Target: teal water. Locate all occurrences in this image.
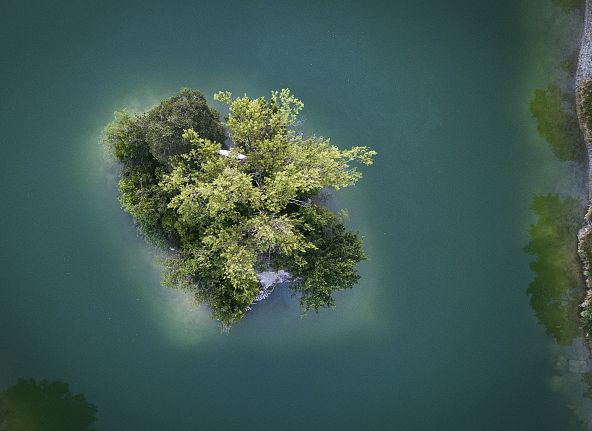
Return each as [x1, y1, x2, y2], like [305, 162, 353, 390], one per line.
[0, 0, 589, 429]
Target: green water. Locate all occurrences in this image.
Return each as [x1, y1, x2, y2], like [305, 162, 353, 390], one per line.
[0, 0, 589, 429]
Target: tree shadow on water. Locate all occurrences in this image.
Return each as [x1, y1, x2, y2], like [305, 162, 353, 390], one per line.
[0, 379, 97, 431]
[552, 0, 585, 12]
[524, 194, 585, 345]
[530, 84, 586, 164]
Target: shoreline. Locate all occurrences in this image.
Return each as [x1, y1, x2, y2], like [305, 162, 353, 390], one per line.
[576, 0, 592, 343]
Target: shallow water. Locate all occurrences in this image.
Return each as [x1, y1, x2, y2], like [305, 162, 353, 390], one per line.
[0, 0, 590, 429]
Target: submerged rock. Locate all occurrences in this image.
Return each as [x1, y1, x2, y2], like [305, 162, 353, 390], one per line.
[254, 270, 291, 302]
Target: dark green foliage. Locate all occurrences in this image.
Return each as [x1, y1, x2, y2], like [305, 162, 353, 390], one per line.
[0, 379, 97, 431]
[524, 194, 584, 345]
[162, 247, 260, 325]
[530, 85, 585, 163]
[103, 88, 373, 327]
[145, 89, 225, 164]
[102, 89, 225, 246]
[286, 206, 365, 312]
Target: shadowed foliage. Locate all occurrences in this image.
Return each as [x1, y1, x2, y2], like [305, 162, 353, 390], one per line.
[102, 88, 375, 326]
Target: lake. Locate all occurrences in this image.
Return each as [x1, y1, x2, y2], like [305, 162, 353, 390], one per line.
[0, 0, 590, 429]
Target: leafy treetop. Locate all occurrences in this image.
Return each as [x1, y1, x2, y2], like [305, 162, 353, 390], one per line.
[102, 88, 375, 327]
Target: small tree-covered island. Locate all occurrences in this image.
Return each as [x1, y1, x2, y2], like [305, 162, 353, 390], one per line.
[102, 88, 376, 327]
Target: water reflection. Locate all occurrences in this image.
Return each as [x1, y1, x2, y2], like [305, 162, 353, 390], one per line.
[526, 2, 587, 345]
[0, 379, 97, 431]
[561, 50, 580, 76]
[525, 2, 592, 423]
[552, 0, 585, 12]
[524, 194, 584, 345]
[529, 84, 585, 163]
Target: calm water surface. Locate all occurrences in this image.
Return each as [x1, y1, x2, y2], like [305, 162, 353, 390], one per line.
[0, 0, 588, 429]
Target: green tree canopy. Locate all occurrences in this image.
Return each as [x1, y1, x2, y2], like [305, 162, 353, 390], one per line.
[145, 88, 225, 164]
[102, 88, 375, 327]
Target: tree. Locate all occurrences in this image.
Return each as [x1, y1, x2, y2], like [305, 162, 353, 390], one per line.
[103, 88, 376, 327]
[145, 88, 225, 164]
[0, 379, 97, 431]
[102, 89, 226, 246]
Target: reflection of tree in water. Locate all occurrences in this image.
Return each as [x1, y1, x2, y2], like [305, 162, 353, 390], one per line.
[552, 0, 585, 12]
[524, 194, 584, 345]
[582, 373, 592, 399]
[560, 50, 580, 76]
[530, 84, 585, 163]
[526, 1, 592, 425]
[0, 379, 97, 431]
[526, 47, 588, 345]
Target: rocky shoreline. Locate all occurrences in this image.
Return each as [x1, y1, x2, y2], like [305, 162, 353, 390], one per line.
[577, 0, 592, 343]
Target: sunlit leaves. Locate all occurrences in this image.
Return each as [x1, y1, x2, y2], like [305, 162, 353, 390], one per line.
[104, 88, 375, 327]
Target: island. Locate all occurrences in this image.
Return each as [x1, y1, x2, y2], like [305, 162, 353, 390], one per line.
[102, 88, 375, 327]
